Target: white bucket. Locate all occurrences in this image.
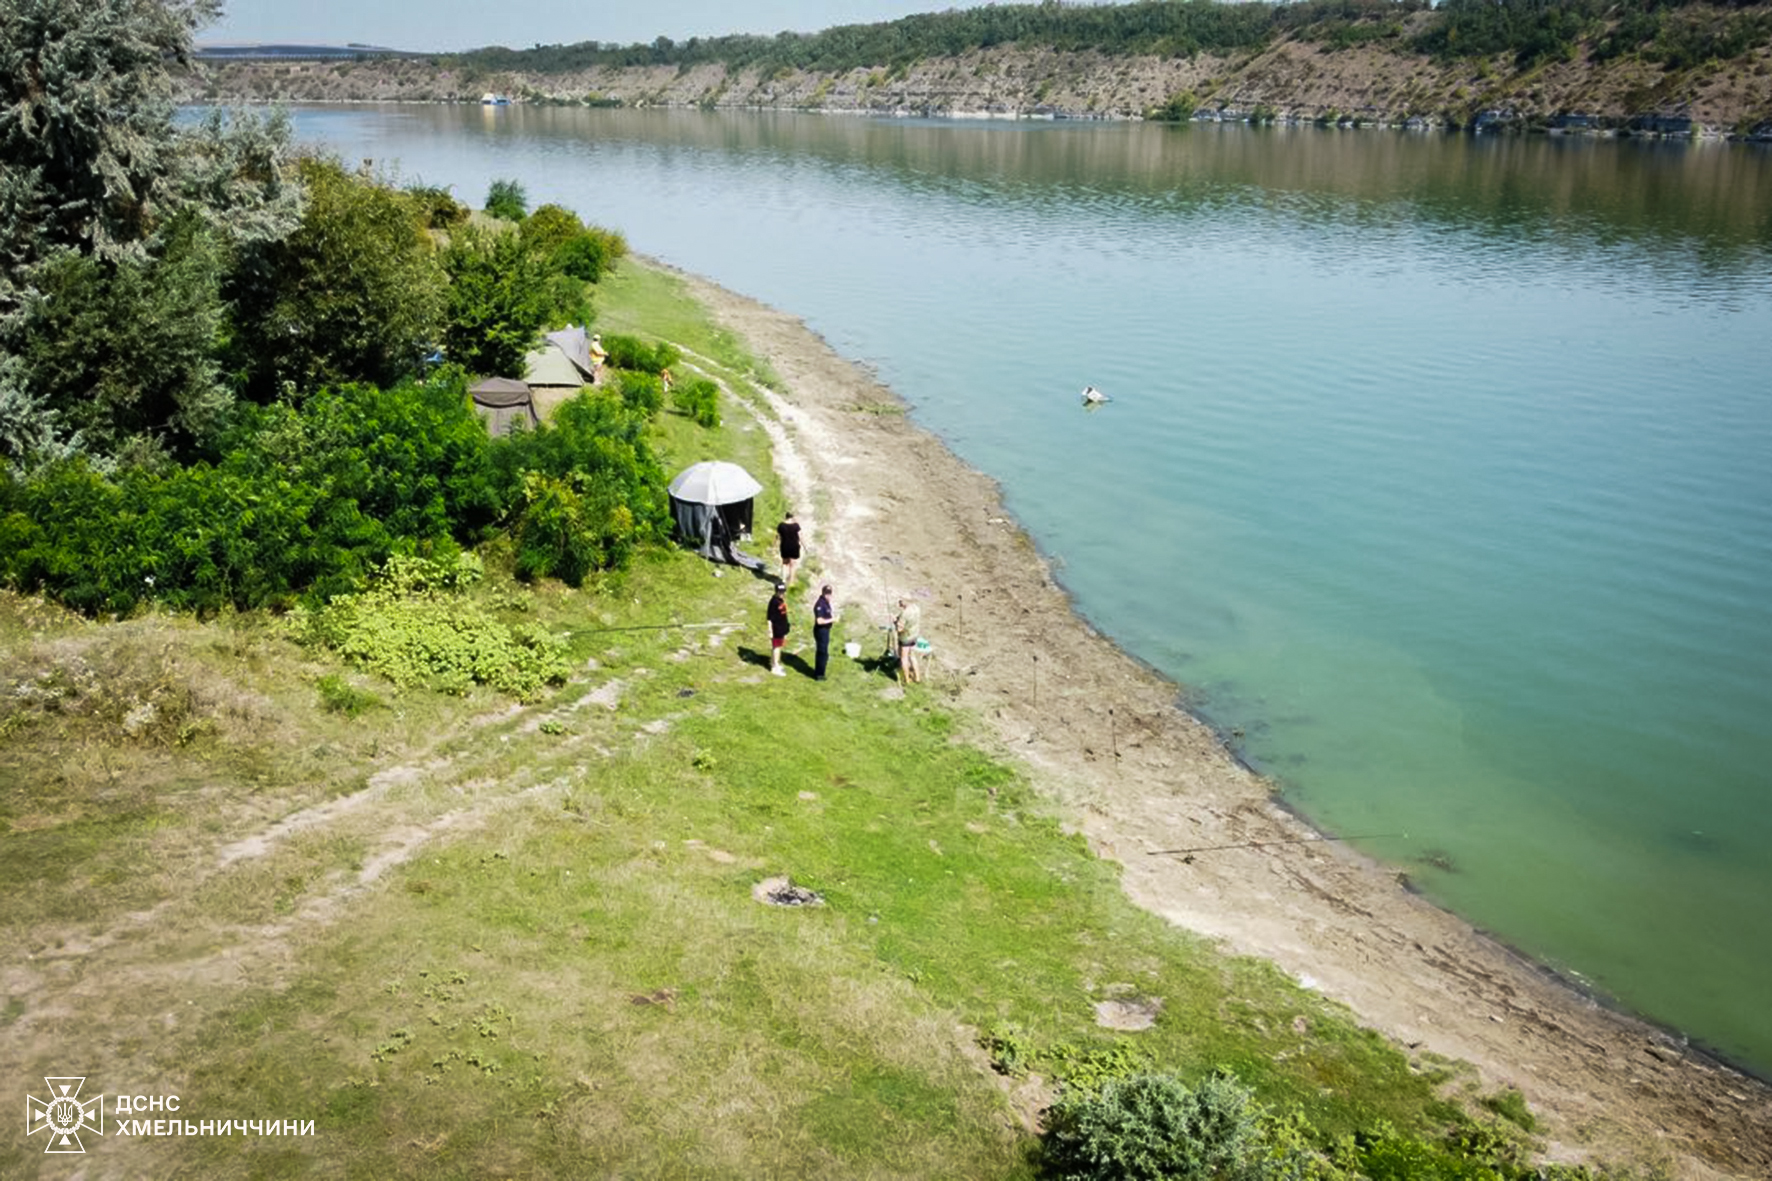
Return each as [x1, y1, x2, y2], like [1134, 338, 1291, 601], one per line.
[843, 642, 862, 659]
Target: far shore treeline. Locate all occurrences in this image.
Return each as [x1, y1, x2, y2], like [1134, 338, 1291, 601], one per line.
[455, 0, 1772, 84]
[0, 0, 711, 624]
[192, 0, 1772, 135]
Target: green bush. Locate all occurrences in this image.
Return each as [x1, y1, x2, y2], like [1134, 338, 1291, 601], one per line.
[672, 376, 721, 428]
[511, 470, 637, 586]
[492, 390, 667, 582]
[1156, 90, 1198, 122]
[600, 333, 680, 375]
[615, 371, 664, 417]
[553, 232, 610, 282]
[485, 178, 528, 221]
[1042, 1072, 1268, 1181]
[315, 673, 383, 716]
[0, 369, 511, 616]
[0, 456, 379, 616]
[266, 371, 504, 545]
[1, 335, 668, 618]
[294, 553, 569, 700]
[406, 184, 470, 229]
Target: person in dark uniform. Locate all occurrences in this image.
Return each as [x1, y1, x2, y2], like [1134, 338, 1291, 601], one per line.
[812, 584, 837, 680]
[776, 511, 802, 586]
[766, 582, 790, 677]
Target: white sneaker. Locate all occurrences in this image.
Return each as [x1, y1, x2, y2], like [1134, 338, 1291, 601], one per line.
[771, 667, 786, 677]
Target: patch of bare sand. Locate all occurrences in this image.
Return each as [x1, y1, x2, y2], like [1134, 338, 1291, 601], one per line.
[663, 259, 1772, 1179]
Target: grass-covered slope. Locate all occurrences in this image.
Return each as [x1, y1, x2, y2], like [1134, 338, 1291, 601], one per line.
[2, 264, 1583, 1180]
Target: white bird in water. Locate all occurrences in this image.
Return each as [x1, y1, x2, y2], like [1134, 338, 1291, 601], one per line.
[1081, 385, 1109, 406]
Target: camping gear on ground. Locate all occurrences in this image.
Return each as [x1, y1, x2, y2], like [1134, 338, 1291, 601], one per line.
[669, 461, 767, 571]
[468, 377, 539, 437]
[522, 325, 599, 411]
[844, 641, 862, 659]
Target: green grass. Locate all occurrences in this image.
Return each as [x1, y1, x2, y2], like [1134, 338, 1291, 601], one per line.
[0, 258, 1549, 1180]
[85, 538, 1458, 1177]
[599, 261, 795, 525]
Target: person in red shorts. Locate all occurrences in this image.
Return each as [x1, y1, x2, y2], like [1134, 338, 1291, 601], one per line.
[766, 582, 790, 677]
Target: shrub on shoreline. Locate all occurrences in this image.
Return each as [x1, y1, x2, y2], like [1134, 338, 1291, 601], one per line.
[0, 374, 671, 616]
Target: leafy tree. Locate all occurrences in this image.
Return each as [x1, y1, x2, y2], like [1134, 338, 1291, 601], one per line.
[169, 107, 303, 248]
[0, 0, 298, 468]
[521, 202, 627, 283]
[458, 1, 1289, 73]
[552, 232, 612, 282]
[485, 177, 528, 221]
[518, 203, 587, 254]
[0, 0, 218, 288]
[440, 222, 559, 377]
[0, 346, 72, 464]
[1413, 0, 1605, 64]
[15, 211, 230, 463]
[227, 157, 446, 402]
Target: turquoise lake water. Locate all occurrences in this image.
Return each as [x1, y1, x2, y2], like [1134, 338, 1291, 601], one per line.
[277, 105, 1772, 1078]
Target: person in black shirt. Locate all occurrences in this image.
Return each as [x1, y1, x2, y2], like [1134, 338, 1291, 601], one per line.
[766, 583, 790, 677]
[777, 512, 802, 586]
[812, 584, 837, 680]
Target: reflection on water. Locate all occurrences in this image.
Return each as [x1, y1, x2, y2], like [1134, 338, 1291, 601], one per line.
[303, 104, 1772, 257]
[275, 104, 1772, 1079]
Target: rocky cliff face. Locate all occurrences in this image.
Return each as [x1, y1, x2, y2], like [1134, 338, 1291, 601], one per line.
[185, 29, 1772, 135]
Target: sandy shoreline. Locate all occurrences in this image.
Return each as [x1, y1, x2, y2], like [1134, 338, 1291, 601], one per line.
[655, 259, 1772, 1179]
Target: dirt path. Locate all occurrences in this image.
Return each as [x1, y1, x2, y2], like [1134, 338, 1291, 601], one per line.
[663, 261, 1772, 1179]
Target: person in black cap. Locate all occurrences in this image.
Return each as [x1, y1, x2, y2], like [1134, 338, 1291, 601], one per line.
[766, 582, 790, 677]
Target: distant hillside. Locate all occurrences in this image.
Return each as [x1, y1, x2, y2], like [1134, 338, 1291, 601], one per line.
[183, 0, 1772, 135]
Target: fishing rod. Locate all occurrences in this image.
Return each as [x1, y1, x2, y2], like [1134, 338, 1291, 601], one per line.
[1148, 832, 1404, 858]
[563, 621, 738, 637]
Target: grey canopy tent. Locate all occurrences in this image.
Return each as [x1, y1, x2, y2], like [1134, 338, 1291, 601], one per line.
[668, 461, 767, 571]
[468, 377, 539, 437]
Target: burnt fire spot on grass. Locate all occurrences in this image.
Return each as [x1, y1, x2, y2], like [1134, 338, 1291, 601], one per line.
[752, 875, 824, 907]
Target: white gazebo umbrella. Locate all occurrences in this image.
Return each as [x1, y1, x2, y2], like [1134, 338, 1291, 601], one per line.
[669, 461, 763, 506]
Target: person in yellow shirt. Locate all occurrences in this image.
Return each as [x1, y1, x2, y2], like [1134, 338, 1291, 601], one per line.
[589, 333, 609, 381]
